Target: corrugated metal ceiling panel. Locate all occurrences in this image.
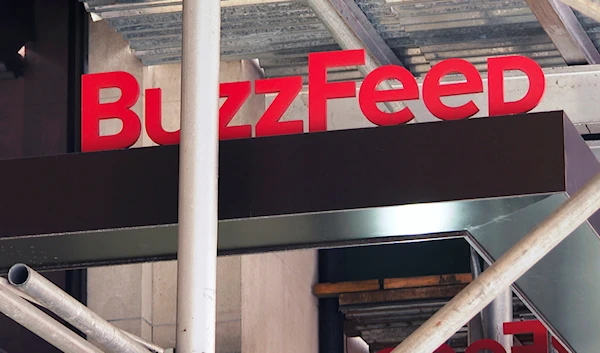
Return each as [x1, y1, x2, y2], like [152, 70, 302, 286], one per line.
[80, 0, 599, 79]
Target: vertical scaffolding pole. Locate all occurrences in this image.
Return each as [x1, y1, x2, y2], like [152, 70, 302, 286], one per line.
[467, 249, 484, 345]
[176, 0, 221, 352]
[482, 264, 513, 350]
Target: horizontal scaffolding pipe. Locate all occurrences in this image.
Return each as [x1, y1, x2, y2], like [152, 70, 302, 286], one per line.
[390, 171, 600, 353]
[0, 281, 105, 353]
[8, 264, 149, 353]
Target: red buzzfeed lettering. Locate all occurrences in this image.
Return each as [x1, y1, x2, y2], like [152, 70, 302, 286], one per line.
[488, 55, 545, 116]
[81, 71, 142, 152]
[255, 76, 303, 137]
[308, 49, 365, 132]
[466, 339, 506, 353]
[145, 88, 180, 145]
[551, 337, 569, 353]
[220, 81, 252, 140]
[359, 65, 419, 126]
[423, 59, 483, 120]
[80, 50, 547, 152]
[503, 320, 548, 353]
[435, 344, 456, 353]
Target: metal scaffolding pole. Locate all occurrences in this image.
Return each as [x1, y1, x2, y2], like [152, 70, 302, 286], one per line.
[482, 276, 513, 350]
[389, 171, 600, 353]
[176, 0, 221, 352]
[8, 264, 148, 353]
[467, 249, 484, 345]
[4, 274, 164, 353]
[0, 279, 105, 353]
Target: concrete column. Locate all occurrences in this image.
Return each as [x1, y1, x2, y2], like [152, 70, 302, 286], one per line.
[241, 250, 319, 353]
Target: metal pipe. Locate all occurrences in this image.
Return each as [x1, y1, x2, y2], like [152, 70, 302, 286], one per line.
[305, 0, 404, 114]
[390, 171, 600, 353]
[1, 275, 43, 306]
[467, 249, 484, 345]
[122, 330, 165, 353]
[483, 288, 513, 350]
[0, 281, 105, 353]
[8, 264, 149, 353]
[4, 275, 164, 353]
[176, 0, 221, 352]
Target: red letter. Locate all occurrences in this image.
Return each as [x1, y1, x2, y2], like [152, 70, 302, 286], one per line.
[81, 71, 142, 152]
[551, 337, 569, 353]
[466, 339, 506, 353]
[220, 81, 252, 140]
[488, 55, 545, 116]
[422, 59, 483, 120]
[359, 65, 419, 126]
[503, 320, 548, 353]
[308, 49, 365, 132]
[145, 88, 180, 145]
[435, 344, 456, 353]
[255, 76, 303, 137]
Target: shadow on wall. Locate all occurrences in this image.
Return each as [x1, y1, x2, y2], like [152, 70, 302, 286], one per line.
[0, 0, 35, 78]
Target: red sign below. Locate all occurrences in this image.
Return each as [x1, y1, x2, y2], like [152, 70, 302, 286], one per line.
[376, 320, 568, 353]
[81, 49, 546, 152]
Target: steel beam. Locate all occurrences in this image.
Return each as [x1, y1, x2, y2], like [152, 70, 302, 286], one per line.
[561, 0, 600, 22]
[326, 0, 401, 67]
[526, 0, 600, 64]
[0, 111, 575, 271]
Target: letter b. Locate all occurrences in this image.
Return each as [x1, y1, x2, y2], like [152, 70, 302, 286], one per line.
[81, 71, 142, 152]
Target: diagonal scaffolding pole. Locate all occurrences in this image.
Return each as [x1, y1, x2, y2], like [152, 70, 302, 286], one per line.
[390, 171, 600, 353]
[0, 278, 105, 353]
[8, 264, 149, 353]
[2, 275, 164, 353]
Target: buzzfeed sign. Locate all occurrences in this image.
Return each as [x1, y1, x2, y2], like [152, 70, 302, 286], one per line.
[376, 320, 568, 353]
[81, 49, 546, 152]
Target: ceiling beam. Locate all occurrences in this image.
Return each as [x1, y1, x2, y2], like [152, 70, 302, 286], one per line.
[526, 0, 600, 64]
[305, 0, 406, 117]
[325, 0, 402, 67]
[560, 0, 600, 22]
